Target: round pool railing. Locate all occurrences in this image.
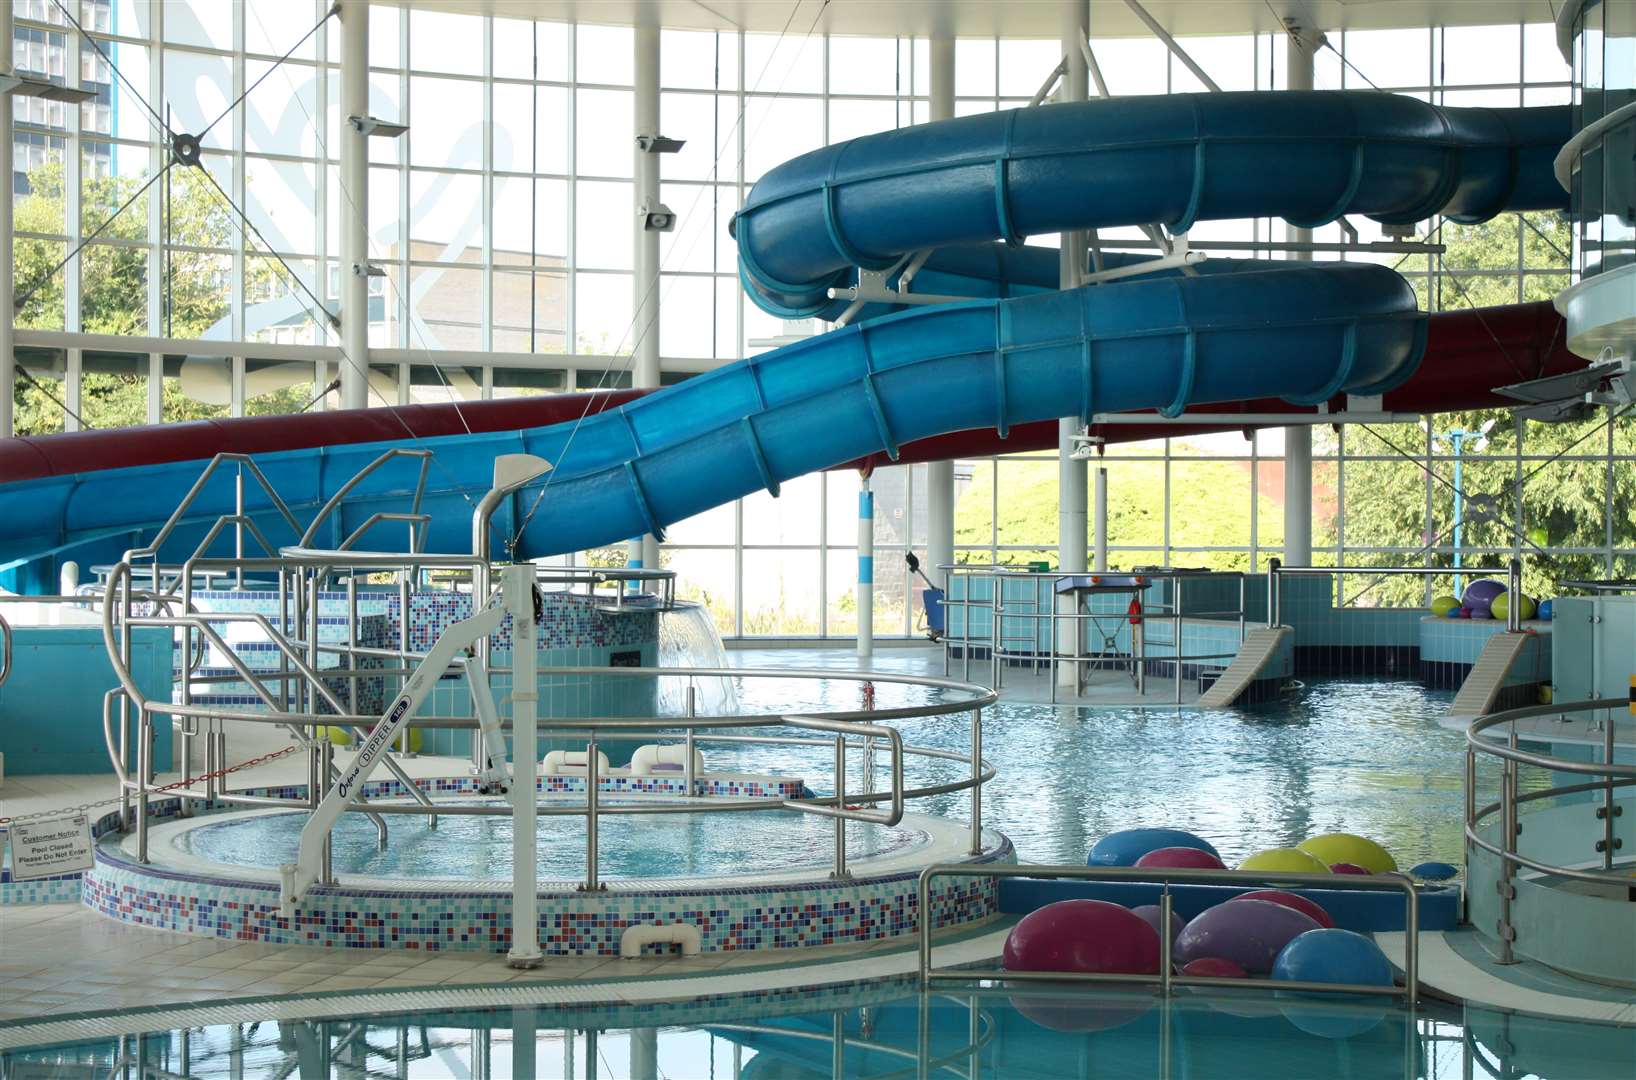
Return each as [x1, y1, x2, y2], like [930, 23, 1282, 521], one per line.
[93, 554, 999, 897]
[1464, 697, 1634, 969]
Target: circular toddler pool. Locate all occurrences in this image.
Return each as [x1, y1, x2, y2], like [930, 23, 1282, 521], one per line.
[84, 780, 1012, 956]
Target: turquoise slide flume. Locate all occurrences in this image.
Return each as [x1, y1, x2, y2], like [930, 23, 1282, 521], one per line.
[0, 92, 1568, 580]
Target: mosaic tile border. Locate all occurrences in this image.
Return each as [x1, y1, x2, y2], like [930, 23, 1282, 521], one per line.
[81, 791, 1012, 955]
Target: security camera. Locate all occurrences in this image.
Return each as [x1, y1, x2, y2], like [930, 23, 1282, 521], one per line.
[640, 202, 677, 232]
[635, 134, 685, 154]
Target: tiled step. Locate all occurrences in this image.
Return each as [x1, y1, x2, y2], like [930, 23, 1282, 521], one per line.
[1447, 632, 1531, 720]
[1198, 626, 1291, 708]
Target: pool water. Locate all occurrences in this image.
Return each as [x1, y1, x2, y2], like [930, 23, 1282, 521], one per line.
[728, 664, 1484, 870]
[5, 980, 1631, 1079]
[175, 802, 929, 881]
[171, 668, 1498, 881]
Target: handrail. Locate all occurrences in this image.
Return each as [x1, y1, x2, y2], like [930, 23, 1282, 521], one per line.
[122, 453, 303, 568]
[1554, 99, 1636, 193]
[1268, 557, 1523, 630]
[917, 862, 1420, 1007]
[939, 564, 1246, 702]
[0, 611, 11, 688]
[1465, 697, 1633, 962]
[96, 552, 996, 899]
[298, 449, 432, 548]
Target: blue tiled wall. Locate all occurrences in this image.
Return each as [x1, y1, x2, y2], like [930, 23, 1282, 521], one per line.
[1419, 617, 1552, 686]
[0, 625, 171, 774]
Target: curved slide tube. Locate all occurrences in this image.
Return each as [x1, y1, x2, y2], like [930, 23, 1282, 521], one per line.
[0, 263, 1420, 585]
[734, 92, 1567, 317]
[0, 91, 1571, 588]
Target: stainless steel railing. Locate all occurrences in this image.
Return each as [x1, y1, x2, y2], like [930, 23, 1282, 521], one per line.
[1464, 696, 1633, 963]
[1268, 557, 1524, 632]
[0, 610, 10, 689]
[939, 564, 1246, 704]
[917, 862, 1421, 1007]
[95, 550, 997, 887]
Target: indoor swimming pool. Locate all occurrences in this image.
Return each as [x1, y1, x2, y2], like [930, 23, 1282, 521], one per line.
[4, 978, 1630, 1079]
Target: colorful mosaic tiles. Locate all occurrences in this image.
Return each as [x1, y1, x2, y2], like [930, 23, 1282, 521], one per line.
[71, 768, 1009, 952]
[83, 833, 1009, 956]
[388, 592, 657, 654]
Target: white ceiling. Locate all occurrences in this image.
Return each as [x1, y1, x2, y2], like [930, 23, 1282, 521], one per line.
[377, 0, 1562, 39]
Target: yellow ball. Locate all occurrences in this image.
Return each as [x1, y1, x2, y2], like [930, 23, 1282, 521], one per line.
[1238, 848, 1330, 874]
[323, 725, 352, 747]
[1297, 833, 1397, 874]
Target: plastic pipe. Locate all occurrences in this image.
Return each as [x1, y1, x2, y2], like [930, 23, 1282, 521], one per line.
[619, 921, 702, 959]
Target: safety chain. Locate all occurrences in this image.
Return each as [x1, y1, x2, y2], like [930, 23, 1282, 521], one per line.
[0, 744, 299, 826]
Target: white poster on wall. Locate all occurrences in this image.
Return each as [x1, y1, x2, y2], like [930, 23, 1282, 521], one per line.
[7, 814, 94, 881]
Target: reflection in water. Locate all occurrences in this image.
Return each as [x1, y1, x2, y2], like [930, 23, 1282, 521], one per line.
[6, 982, 1631, 1079]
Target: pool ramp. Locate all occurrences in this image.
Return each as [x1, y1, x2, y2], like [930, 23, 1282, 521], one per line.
[1198, 626, 1292, 708]
[1446, 631, 1532, 721]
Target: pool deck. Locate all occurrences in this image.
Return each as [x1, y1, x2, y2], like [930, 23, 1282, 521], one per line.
[1377, 929, 1636, 1025]
[0, 900, 1013, 1042]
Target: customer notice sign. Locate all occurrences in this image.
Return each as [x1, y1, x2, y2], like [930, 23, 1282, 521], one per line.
[5, 814, 94, 880]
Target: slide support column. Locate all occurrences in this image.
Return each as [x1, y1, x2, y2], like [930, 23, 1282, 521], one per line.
[1057, 0, 1090, 687]
[630, 12, 662, 574]
[924, 31, 956, 591]
[858, 479, 874, 659]
[1281, 20, 1317, 568]
[338, 0, 370, 410]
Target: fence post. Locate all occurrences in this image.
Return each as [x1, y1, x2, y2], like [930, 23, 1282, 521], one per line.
[832, 734, 849, 879]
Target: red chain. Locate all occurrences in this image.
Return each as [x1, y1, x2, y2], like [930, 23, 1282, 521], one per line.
[148, 743, 301, 795]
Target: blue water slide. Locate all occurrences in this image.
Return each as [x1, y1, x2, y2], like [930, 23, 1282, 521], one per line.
[0, 91, 1567, 582]
[733, 92, 1568, 317]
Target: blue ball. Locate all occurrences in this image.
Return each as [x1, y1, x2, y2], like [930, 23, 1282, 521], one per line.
[1272, 929, 1394, 989]
[1537, 598, 1554, 621]
[1409, 861, 1458, 882]
[1088, 828, 1219, 867]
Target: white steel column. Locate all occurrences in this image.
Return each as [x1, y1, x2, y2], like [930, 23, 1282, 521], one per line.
[338, 0, 370, 410]
[925, 32, 956, 587]
[505, 564, 543, 968]
[1281, 23, 1317, 565]
[1093, 464, 1109, 571]
[857, 479, 874, 658]
[629, 13, 662, 574]
[0, 0, 14, 438]
[630, 1028, 658, 1080]
[1057, 1, 1090, 685]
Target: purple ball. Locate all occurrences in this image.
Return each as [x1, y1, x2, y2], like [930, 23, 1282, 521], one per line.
[1462, 579, 1506, 619]
[1174, 899, 1321, 975]
[1131, 904, 1185, 947]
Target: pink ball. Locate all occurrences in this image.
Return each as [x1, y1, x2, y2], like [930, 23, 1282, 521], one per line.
[1174, 899, 1321, 975]
[1181, 956, 1248, 979]
[1135, 846, 1227, 870]
[1329, 862, 1370, 875]
[1230, 890, 1335, 929]
[1003, 899, 1160, 976]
